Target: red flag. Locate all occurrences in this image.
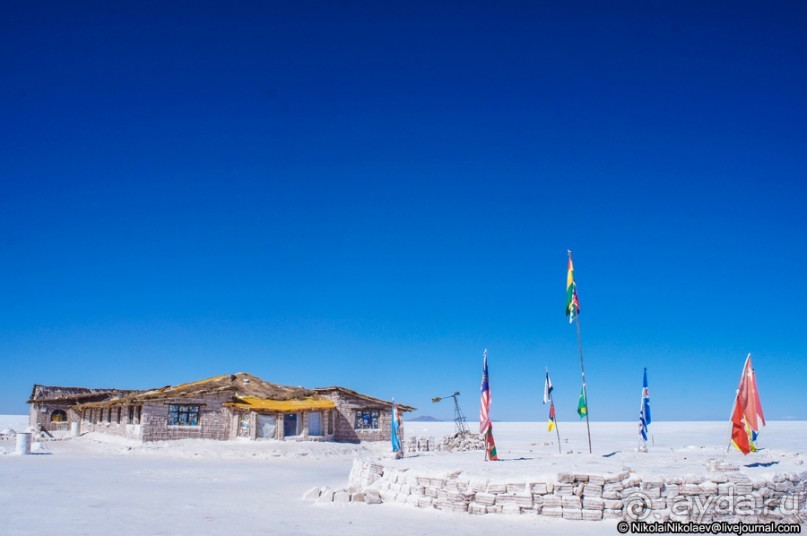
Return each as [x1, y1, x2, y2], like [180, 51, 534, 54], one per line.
[730, 354, 765, 455]
[737, 355, 765, 432]
[750, 368, 765, 428]
[731, 401, 751, 455]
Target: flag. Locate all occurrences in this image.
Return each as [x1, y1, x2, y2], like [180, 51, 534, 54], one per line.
[484, 428, 498, 460]
[747, 424, 759, 453]
[577, 387, 587, 419]
[480, 349, 491, 435]
[639, 368, 651, 442]
[731, 401, 751, 454]
[544, 370, 557, 432]
[738, 360, 765, 432]
[391, 400, 402, 452]
[731, 354, 766, 455]
[565, 252, 581, 324]
[548, 402, 557, 432]
[543, 370, 553, 405]
[480, 349, 498, 460]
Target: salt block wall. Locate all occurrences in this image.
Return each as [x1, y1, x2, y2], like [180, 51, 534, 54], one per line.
[76, 392, 233, 441]
[324, 392, 392, 443]
[28, 403, 77, 432]
[140, 393, 232, 441]
[348, 460, 807, 523]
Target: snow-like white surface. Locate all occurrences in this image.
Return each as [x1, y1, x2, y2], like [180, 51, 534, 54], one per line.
[401, 420, 807, 482]
[0, 416, 804, 536]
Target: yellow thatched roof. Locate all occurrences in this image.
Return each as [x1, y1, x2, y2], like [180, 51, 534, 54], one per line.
[225, 396, 336, 412]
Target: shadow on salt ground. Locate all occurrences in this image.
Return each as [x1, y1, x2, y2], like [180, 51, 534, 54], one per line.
[488, 451, 621, 461]
[745, 461, 779, 468]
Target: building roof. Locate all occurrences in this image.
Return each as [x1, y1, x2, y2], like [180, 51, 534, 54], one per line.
[27, 384, 139, 404]
[314, 386, 416, 412]
[75, 373, 323, 408]
[32, 373, 416, 412]
[225, 396, 336, 412]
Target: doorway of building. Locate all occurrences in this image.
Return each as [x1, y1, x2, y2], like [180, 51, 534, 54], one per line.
[308, 412, 322, 436]
[283, 413, 298, 437]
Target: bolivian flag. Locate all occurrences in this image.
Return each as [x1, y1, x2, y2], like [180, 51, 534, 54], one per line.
[485, 427, 499, 460]
[577, 388, 588, 419]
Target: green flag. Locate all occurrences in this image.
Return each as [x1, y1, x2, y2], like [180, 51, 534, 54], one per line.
[577, 387, 588, 419]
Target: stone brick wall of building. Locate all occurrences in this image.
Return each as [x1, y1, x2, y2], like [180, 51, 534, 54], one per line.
[75, 392, 233, 441]
[321, 391, 393, 443]
[140, 392, 233, 442]
[29, 403, 80, 432]
[78, 405, 144, 440]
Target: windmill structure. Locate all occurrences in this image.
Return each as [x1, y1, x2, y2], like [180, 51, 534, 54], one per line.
[432, 391, 470, 434]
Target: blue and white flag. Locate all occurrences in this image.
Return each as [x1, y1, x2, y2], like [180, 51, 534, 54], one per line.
[391, 400, 402, 452]
[639, 368, 652, 442]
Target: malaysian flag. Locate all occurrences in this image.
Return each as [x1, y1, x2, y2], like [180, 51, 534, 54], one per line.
[639, 367, 651, 442]
[480, 349, 498, 460]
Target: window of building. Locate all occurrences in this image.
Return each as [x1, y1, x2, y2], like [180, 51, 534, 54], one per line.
[126, 405, 142, 424]
[237, 413, 251, 438]
[167, 405, 200, 426]
[106, 407, 112, 423]
[327, 411, 334, 435]
[98, 408, 104, 423]
[116, 407, 122, 424]
[50, 409, 67, 423]
[354, 410, 380, 430]
[257, 414, 276, 439]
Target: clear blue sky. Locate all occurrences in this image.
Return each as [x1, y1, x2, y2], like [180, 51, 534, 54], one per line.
[2, 1, 805, 422]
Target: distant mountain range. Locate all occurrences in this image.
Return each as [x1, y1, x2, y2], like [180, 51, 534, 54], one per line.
[408, 415, 444, 422]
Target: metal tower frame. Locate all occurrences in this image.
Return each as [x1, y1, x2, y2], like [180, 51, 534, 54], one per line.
[431, 391, 470, 434]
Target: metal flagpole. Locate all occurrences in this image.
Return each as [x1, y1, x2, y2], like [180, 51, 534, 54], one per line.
[575, 314, 593, 454]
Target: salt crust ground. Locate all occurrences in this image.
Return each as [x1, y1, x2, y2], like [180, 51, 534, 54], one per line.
[0, 415, 804, 536]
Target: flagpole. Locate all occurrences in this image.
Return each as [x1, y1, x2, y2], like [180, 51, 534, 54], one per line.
[575, 314, 593, 454]
[566, 249, 591, 454]
[547, 367, 562, 454]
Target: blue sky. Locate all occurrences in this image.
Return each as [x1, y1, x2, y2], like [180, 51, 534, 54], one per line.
[1, 1, 805, 422]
